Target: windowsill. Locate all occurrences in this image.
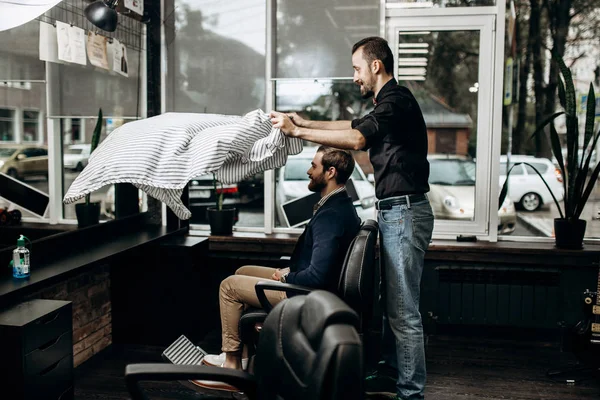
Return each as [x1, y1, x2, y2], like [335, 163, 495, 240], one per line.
[192, 230, 600, 267]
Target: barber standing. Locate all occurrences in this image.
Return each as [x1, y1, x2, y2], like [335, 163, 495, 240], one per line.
[270, 36, 434, 400]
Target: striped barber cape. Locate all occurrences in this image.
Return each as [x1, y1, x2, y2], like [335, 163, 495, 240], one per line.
[63, 109, 303, 219]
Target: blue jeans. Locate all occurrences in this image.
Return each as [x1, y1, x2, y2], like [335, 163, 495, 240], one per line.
[378, 197, 434, 400]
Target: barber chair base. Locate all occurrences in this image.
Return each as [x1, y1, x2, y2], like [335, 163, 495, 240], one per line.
[184, 380, 248, 399]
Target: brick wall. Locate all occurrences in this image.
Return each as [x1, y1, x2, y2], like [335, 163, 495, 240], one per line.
[25, 264, 112, 367]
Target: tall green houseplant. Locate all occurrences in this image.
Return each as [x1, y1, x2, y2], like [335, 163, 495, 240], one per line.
[500, 55, 600, 249]
[85, 108, 103, 206]
[212, 173, 223, 211]
[75, 108, 103, 227]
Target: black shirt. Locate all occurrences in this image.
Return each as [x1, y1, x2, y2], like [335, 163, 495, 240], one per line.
[351, 78, 430, 199]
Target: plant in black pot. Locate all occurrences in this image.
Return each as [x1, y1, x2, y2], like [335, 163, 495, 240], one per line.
[500, 55, 600, 249]
[75, 108, 103, 228]
[206, 174, 236, 235]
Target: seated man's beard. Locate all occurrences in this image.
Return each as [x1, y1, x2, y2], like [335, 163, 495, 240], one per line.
[308, 174, 326, 193]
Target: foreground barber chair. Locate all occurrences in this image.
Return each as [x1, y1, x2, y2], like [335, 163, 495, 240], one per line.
[239, 219, 379, 354]
[125, 290, 363, 400]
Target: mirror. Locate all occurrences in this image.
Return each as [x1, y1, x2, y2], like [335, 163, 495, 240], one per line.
[17, 153, 26, 160]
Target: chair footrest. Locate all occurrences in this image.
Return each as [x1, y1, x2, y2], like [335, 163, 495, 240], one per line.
[162, 335, 208, 365]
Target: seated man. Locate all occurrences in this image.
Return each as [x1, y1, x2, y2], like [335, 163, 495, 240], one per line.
[195, 146, 361, 391]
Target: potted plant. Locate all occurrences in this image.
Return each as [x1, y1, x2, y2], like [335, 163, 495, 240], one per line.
[75, 108, 103, 228]
[206, 174, 236, 235]
[500, 55, 600, 249]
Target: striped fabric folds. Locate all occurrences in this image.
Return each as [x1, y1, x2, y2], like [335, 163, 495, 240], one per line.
[63, 109, 303, 219]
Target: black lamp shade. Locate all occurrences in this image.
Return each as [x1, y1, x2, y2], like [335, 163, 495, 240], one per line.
[84, 1, 118, 32]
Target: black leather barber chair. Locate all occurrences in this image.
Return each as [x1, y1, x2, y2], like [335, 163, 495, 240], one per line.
[125, 290, 364, 400]
[239, 219, 379, 354]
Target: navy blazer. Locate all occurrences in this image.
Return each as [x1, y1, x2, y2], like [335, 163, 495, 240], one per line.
[286, 190, 361, 292]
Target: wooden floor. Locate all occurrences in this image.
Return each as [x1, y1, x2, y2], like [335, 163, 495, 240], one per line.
[74, 334, 600, 400]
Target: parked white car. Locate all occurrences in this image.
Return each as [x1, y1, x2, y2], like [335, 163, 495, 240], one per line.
[276, 147, 376, 227]
[428, 155, 516, 234]
[499, 155, 564, 211]
[63, 144, 91, 172]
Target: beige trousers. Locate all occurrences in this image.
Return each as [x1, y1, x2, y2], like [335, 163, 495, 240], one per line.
[219, 265, 287, 353]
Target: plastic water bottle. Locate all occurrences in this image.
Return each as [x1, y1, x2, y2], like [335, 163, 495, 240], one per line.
[12, 235, 30, 279]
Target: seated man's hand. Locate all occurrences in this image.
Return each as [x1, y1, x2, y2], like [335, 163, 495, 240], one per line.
[271, 268, 290, 281]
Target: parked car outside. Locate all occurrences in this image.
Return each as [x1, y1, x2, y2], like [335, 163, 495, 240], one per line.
[0, 144, 48, 180]
[428, 155, 516, 235]
[189, 173, 264, 224]
[63, 144, 91, 171]
[275, 147, 376, 227]
[553, 148, 597, 173]
[499, 155, 564, 211]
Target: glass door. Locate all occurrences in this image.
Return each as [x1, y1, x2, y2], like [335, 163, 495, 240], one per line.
[387, 15, 497, 236]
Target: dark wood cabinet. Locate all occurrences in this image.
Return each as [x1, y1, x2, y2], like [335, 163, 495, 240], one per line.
[0, 299, 73, 400]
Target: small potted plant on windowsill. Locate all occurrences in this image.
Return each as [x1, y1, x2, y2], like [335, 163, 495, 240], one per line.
[500, 55, 600, 249]
[75, 108, 103, 228]
[206, 174, 236, 235]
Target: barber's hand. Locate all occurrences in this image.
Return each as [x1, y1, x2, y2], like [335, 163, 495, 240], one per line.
[271, 267, 290, 281]
[270, 111, 299, 137]
[286, 112, 306, 127]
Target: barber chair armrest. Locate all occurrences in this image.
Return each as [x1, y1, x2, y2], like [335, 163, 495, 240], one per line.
[125, 363, 256, 400]
[255, 281, 313, 312]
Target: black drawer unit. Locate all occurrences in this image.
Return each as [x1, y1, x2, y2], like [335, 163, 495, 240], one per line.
[0, 299, 73, 400]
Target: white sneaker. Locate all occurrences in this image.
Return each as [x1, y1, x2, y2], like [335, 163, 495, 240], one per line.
[203, 352, 249, 370]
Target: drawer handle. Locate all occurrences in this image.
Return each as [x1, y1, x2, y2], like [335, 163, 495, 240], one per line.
[38, 335, 61, 351]
[39, 359, 61, 376]
[37, 311, 61, 325]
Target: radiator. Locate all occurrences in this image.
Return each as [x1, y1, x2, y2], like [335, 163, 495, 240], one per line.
[433, 266, 561, 328]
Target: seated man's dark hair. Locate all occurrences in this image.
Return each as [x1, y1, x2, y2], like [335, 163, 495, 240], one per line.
[317, 146, 355, 184]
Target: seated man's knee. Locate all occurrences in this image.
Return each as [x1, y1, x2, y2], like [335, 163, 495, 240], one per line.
[235, 266, 253, 275]
[220, 275, 237, 296]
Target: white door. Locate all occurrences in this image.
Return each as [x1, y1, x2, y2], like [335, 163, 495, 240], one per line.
[386, 14, 496, 236]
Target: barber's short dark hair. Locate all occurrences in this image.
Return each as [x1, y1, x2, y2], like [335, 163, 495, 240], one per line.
[352, 36, 394, 75]
[317, 146, 355, 184]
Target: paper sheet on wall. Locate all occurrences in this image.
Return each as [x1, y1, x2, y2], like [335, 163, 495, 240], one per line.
[39, 21, 60, 63]
[56, 21, 87, 66]
[86, 32, 109, 69]
[112, 39, 129, 77]
[124, 0, 144, 16]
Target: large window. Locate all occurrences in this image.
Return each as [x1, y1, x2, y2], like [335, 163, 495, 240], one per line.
[276, 0, 380, 79]
[273, 79, 375, 228]
[0, 3, 147, 224]
[0, 19, 48, 221]
[500, 1, 600, 240]
[168, 0, 267, 229]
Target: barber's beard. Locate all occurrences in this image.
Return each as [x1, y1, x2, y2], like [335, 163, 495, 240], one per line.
[308, 173, 326, 193]
[359, 75, 375, 99]
[360, 85, 374, 99]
